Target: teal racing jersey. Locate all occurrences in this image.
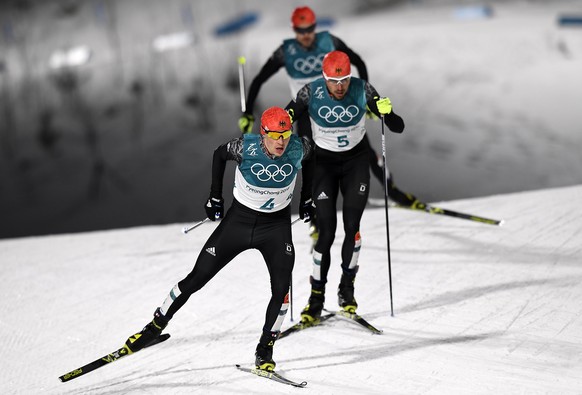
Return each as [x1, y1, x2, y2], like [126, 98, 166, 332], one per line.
[308, 77, 367, 152]
[282, 31, 335, 98]
[233, 134, 304, 212]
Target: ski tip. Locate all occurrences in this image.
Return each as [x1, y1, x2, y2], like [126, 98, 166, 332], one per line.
[498, 219, 505, 227]
[58, 369, 82, 383]
[238, 56, 246, 65]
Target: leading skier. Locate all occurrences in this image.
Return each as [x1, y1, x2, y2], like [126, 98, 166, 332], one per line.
[125, 107, 314, 372]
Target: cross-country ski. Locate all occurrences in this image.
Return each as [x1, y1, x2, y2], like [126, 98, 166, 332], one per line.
[58, 334, 170, 382]
[236, 364, 308, 388]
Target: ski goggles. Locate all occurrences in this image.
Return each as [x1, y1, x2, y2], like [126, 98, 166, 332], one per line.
[262, 130, 293, 140]
[293, 24, 316, 34]
[324, 74, 352, 85]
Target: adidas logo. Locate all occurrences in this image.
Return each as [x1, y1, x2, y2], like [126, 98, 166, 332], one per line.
[317, 191, 329, 200]
[206, 247, 216, 256]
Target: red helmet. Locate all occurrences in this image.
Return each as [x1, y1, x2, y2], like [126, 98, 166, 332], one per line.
[261, 107, 291, 132]
[291, 6, 316, 27]
[322, 50, 351, 79]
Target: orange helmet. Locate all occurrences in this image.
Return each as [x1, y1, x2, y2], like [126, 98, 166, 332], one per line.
[291, 6, 316, 27]
[261, 107, 291, 132]
[322, 50, 351, 79]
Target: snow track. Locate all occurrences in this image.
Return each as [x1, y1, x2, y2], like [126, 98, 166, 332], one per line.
[1, 185, 581, 394]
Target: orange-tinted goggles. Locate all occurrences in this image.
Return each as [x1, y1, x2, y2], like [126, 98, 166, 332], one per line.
[262, 130, 292, 140]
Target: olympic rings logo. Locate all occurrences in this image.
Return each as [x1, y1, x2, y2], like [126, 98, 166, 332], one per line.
[318, 105, 360, 123]
[293, 54, 325, 74]
[251, 163, 294, 182]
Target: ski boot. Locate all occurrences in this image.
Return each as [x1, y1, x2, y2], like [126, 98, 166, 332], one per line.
[126, 308, 169, 353]
[255, 331, 279, 371]
[300, 278, 325, 323]
[338, 272, 358, 314]
[387, 178, 422, 208]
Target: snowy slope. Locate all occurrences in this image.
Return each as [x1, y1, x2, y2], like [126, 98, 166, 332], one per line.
[1, 185, 581, 394]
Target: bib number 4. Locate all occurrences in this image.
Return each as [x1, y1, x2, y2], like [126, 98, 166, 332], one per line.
[260, 198, 275, 210]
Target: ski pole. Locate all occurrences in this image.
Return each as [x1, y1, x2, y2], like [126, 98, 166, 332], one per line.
[182, 218, 210, 234]
[238, 56, 246, 113]
[380, 115, 394, 317]
[289, 273, 294, 322]
[184, 216, 299, 235]
[287, 216, 305, 322]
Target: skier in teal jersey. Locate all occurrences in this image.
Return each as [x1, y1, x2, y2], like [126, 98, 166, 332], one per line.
[125, 107, 314, 372]
[238, 5, 419, 242]
[238, 6, 367, 137]
[285, 50, 405, 322]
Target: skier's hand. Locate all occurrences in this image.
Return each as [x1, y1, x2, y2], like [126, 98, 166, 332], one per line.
[375, 96, 393, 115]
[299, 198, 315, 223]
[238, 113, 254, 134]
[286, 108, 295, 124]
[205, 197, 224, 221]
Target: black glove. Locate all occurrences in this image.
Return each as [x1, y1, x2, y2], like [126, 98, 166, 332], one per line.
[299, 198, 315, 223]
[365, 104, 379, 121]
[205, 197, 224, 221]
[384, 111, 405, 133]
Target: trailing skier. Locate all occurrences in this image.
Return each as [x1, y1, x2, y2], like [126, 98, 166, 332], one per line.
[285, 50, 405, 322]
[237, 6, 420, 245]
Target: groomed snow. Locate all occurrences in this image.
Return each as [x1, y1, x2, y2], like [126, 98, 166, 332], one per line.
[1, 184, 581, 394]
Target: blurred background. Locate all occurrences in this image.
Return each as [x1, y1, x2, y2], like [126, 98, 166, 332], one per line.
[1, 0, 581, 239]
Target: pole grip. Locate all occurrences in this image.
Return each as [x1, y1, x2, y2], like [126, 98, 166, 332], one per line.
[238, 56, 246, 113]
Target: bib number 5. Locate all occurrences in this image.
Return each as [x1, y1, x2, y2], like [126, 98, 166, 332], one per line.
[337, 135, 349, 148]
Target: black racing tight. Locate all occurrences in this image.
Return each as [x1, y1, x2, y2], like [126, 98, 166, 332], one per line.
[163, 201, 294, 334]
[312, 142, 369, 283]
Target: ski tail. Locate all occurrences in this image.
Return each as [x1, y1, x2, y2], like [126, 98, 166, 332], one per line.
[279, 313, 335, 339]
[415, 203, 503, 226]
[236, 364, 307, 387]
[333, 310, 383, 334]
[371, 198, 503, 226]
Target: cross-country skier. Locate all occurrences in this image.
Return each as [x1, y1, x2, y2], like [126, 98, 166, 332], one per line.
[236, 6, 419, 238]
[125, 107, 314, 372]
[238, 6, 368, 137]
[284, 50, 405, 322]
